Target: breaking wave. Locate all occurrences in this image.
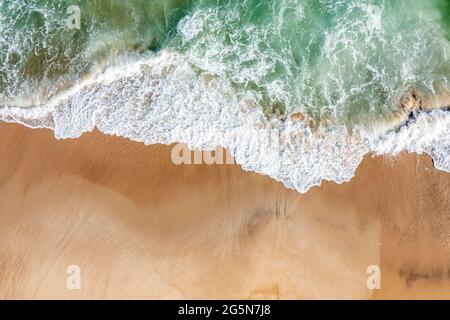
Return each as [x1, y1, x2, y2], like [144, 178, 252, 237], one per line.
[1, 0, 450, 192]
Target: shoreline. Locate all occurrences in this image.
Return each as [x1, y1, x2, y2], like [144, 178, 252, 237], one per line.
[1, 121, 450, 299]
[0, 50, 449, 196]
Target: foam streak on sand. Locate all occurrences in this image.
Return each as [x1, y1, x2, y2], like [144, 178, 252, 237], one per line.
[0, 50, 450, 193]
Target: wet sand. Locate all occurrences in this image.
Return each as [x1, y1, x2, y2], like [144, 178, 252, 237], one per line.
[0, 121, 450, 299]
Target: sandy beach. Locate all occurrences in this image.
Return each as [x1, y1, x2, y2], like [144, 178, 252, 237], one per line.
[0, 121, 450, 299]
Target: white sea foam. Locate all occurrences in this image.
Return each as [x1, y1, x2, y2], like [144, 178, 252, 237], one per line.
[0, 50, 449, 193]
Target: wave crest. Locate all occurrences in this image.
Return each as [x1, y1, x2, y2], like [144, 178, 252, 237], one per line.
[1, 50, 449, 193]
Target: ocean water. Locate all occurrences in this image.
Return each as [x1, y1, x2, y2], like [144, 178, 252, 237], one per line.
[1, 0, 450, 192]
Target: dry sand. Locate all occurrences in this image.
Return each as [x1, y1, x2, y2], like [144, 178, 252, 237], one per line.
[0, 121, 450, 299]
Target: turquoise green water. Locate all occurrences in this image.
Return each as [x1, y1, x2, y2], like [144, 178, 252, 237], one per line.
[1, 0, 450, 125]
